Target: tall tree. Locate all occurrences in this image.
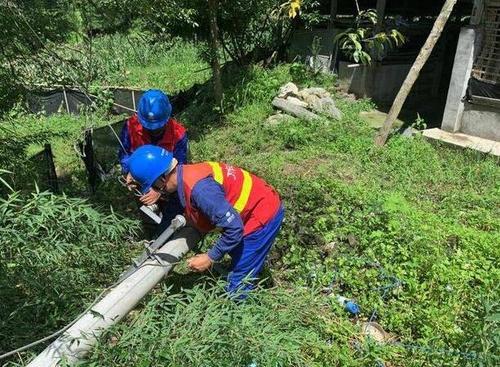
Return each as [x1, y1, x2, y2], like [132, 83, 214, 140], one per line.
[208, 0, 223, 108]
[374, 0, 458, 146]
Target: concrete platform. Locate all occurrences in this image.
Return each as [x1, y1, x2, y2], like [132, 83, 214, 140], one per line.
[423, 128, 500, 157]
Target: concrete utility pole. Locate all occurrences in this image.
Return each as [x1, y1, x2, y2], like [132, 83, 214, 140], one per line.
[27, 220, 200, 367]
[374, 0, 459, 146]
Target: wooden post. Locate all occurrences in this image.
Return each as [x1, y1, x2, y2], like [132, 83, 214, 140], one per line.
[470, 0, 484, 26]
[62, 87, 70, 114]
[375, 0, 387, 33]
[44, 144, 59, 193]
[374, 0, 459, 146]
[329, 0, 339, 71]
[329, 0, 338, 29]
[131, 90, 136, 111]
[208, 0, 223, 109]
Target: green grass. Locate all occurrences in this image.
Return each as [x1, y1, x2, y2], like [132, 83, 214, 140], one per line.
[0, 113, 113, 192]
[122, 44, 210, 92]
[82, 282, 353, 367]
[90, 35, 210, 92]
[1, 58, 499, 366]
[0, 191, 140, 357]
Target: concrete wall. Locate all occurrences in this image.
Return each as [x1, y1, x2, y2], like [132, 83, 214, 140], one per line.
[338, 62, 412, 105]
[461, 102, 500, 141]
[338, 60, 443, 111]
[441, 26, 500, 142]
[289, 29, 338, 58]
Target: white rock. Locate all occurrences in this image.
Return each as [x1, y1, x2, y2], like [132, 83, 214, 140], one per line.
[272, 97, 320, 122]
[402, 126, 419, 138]
[265, 113, 291, 126]
[301, 93, 321, 108]
[278, 82, 299, 98]
[360, 322, 391, 343]
[300, 87, 330, 98]
[286, 96, 308, 108]
[308, 96, 343, 120]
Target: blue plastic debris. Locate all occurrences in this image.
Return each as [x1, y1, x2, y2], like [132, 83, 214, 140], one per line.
[335, 295, 361, 315]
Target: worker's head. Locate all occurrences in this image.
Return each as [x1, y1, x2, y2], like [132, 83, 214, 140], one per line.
[128, 145, 178, 194]
[137, 89, 172, 131]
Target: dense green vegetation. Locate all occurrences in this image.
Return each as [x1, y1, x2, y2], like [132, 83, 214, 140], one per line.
[1, 43, 498, 366]
[0, 0, 301, 114]
[0, 1, 499, 364]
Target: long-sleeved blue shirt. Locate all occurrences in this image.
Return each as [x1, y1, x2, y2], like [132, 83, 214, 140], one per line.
[177, 165, 244, 261]
[118, 122, 188, 173]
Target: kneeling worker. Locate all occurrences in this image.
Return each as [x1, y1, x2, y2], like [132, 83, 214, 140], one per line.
[127, 145, 284, 295]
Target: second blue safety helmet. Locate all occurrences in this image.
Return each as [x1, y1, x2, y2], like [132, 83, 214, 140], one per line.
[137, 89, 172, 130]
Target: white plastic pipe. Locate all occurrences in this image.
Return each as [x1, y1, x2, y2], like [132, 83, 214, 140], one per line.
[27, 225, 201, 367]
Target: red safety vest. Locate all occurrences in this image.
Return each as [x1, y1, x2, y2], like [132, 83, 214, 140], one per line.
[182, 162, 281, 236]
[127, 114, 186, 152]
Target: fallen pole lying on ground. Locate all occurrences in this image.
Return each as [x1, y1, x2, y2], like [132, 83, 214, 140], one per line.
[272, 97, 320, 121]
[27, 215, 201, 367]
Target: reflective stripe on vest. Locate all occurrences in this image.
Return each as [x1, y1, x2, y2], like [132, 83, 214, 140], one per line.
[208, 161, 224, 184]
[207, 162, 253, 213]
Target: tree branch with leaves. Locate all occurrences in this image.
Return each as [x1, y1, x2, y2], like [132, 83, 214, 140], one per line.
[334, 9, 405, 65]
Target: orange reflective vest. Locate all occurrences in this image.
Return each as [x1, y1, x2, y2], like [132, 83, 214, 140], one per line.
[182, 162, 281, 235]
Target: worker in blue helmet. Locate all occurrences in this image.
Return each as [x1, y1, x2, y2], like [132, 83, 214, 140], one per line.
[128, 145, 284, 298]
[118, 89, 188, 229]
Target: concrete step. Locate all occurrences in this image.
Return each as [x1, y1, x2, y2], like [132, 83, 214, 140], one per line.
[423, 128, 500, 157]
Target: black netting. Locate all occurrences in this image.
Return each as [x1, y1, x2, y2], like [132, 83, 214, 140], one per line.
[27, 88, 138, 115]
[27, 90, 67, 114]
[65, 90, 94, 113]
[92, 119, 127, 172]
[27, 83, 200, 192]
[77, 120, 126, 193]
[468, 77, 500, 100]
[26, 144, 59, 193]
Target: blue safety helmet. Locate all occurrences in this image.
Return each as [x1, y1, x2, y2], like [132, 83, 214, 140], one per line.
[129, 145, 175, 194]
[137, 89, 172, 130]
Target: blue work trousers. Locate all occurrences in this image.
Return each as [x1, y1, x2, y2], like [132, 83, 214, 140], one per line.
[226, 206, 285, 296]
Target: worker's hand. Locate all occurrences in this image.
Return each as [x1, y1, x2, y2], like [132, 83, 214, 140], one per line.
[140, 189, 161, 206]
[187, 253, 213, 272]
[125, 173, 137, 190]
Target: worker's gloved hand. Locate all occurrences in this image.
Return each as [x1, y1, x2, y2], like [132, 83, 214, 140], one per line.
[140, 188, 161, 206]
[187, 253, 213, 272]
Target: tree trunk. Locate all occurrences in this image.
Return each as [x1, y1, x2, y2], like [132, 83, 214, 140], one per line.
[374, 0, 458, 146]
[208, 0, 223, 108]
[329, 0, 338, 29]
[375, 0, 387, 33]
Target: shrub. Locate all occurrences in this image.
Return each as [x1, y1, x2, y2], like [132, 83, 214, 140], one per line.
[0, 190, 140, 355]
